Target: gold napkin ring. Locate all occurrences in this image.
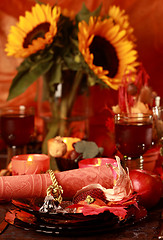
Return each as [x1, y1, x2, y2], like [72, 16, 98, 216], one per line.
[47, 170, 63, 204]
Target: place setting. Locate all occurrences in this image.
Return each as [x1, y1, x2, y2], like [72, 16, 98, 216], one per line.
[0, 103, 162, 238]
[0, 115, 162, 237]
[0, 1, 163, 239]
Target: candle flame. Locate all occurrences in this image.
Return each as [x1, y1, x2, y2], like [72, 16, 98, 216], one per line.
[27, 155, 33, 162]
[62, 137, 81, 151]
[95, 158, 102, 166]
[63, 138, 68, 144]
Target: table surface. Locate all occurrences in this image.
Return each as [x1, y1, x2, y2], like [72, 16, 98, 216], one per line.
[0, 198, 162, 240]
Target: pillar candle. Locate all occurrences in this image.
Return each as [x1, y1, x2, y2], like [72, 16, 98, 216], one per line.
[12, 154, 50, 175]
[78, 158, 117, 168]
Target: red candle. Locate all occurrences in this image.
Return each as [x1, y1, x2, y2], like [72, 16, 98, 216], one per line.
[78, 158, 117, 168]
[12, 154, 50, 175]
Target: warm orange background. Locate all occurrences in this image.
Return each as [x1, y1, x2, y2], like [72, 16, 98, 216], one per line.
[0, 0, 163, 107]
[0, 0, 163, 156]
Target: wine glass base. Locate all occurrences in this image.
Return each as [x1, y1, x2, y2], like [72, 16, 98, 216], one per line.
[121, 155, 144, 170]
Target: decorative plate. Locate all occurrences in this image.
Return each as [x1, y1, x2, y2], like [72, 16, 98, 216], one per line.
[5, 198, 147, 236]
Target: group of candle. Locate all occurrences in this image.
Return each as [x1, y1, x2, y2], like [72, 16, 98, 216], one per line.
[11, 137, 115, 175]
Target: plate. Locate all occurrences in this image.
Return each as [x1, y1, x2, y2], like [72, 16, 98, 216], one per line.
[5, 198, 147, 236]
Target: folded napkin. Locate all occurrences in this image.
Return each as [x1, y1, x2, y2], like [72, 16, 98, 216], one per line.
[0, 165, 114, 200]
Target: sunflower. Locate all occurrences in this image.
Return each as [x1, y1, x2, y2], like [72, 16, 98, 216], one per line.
[5, 3, 61, 58]
[78, 14, 138, 90]
[108, 5, 135, 41]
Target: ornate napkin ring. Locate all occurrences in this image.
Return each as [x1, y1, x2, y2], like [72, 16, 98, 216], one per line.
[39, 170, 63, 213]
[46, 170, 63, 204]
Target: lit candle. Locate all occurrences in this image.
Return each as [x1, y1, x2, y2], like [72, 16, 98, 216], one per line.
[78, 158, 117, 168]
[12, 154, 50, 175]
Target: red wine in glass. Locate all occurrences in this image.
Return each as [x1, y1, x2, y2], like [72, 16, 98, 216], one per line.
[0, 106, 34, 166]
[1, 114, 34, 147]
[114, 113, 153, 169]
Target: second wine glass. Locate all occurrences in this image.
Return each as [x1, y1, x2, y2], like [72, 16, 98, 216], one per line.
[114, 113, 153, 170]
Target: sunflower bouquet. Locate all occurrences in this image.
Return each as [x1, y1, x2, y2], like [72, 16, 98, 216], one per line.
[5, 2, 139, 153]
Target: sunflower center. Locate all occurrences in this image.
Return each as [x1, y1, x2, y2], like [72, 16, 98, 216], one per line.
[23, 22, 50, 48]
[89, 36, 119, 78]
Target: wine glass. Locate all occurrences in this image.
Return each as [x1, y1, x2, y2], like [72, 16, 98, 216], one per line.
[153, 106, 163, 144]
[114, 113, 153, 170]
[0, 106, 35, 167]
[152, 106, 163, 174]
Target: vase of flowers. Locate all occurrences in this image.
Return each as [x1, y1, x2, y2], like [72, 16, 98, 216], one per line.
[41, 69, 91, 153]
[5, 2, 139, 153]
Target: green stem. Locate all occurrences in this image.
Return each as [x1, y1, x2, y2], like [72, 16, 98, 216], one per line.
[42, 73, 61, 153]
[42, 70, 84, 152]
[67, 70, 83, 113]
[59, 70, 83, 136]
[59, 96, 68, 136]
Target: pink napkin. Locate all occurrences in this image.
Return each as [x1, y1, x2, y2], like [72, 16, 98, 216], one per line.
[0, 165, 114, 200]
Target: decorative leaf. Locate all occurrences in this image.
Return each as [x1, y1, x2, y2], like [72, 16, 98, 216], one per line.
[17, 58, 32, 72]
[74, 140, 103, 159]
[7, 57, 54, 100]
[76, 3, 102, 24]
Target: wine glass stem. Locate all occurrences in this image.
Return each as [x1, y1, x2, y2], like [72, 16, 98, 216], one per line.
[6, 145, 27, 167]
[122, 156, 144, 170]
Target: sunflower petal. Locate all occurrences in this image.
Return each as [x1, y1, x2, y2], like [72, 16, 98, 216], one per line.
[78, 9, 138, 90]
[5, 3, 61, 58]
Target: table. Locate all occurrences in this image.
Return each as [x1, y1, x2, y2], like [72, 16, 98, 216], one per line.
[0, 198, 162, 240]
